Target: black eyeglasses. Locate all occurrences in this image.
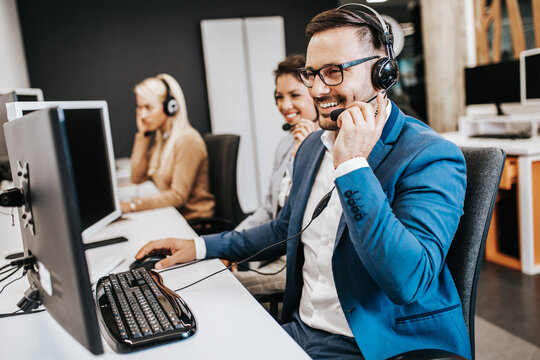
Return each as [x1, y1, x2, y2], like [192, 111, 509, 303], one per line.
[298, 56, 380, 88]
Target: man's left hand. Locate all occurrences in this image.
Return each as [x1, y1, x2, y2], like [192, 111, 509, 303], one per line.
[333, 92, 387, 169]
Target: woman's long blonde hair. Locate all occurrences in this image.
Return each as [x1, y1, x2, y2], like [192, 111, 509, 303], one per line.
[134, 73, 190, 177]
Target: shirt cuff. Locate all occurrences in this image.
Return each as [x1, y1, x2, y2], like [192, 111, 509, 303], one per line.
[334, 157, 369, 179]
[193, 236, 207, 260]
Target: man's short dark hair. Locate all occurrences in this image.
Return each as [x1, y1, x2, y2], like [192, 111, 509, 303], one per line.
[306, 9, 389, 54]
[274, 54, 306, 83]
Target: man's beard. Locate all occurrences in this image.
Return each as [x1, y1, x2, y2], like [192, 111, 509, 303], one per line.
[313, 95, 344, 131]
[318, 114, 339, 130]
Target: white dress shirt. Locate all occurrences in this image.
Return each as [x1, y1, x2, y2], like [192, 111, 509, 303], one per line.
[195, 101, 392, 337]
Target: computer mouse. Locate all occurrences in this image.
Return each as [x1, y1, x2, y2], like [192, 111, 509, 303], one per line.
[129, 253, 167, 271]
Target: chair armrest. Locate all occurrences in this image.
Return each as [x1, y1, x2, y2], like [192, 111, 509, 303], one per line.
[385, 349, 468, 360]
[188, 217, 236, 235]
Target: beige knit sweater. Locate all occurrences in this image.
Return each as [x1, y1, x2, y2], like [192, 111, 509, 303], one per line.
[130, 126, 215, 220]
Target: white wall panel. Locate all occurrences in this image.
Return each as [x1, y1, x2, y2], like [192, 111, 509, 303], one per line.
[201, 17, 285, 212]
[244, 17, 286, 203]
[0, 0, 30, 88]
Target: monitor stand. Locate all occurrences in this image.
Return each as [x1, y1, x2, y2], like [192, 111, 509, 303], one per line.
[495, 103, 506, 116]
[83, 236, 128, 250]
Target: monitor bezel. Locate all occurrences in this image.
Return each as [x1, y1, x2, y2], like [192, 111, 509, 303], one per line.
[5, 100, 121, 241]
[0, 88, 44, 101]
[520, 48, 540, 105]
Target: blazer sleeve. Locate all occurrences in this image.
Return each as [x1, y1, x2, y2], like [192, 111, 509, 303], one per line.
[203, 178, 293, 262]
[335, 139, 467, 305]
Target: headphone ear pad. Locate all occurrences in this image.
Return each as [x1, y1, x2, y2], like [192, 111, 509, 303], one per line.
[371, 57, 399, 90]
[164, 97, 179, 116]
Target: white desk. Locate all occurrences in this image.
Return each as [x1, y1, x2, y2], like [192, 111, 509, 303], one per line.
[443, 132, 540, 275]
[0, 181, 309, 359]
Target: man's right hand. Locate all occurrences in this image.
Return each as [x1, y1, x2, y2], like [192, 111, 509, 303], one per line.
[135, 238, 196, 269]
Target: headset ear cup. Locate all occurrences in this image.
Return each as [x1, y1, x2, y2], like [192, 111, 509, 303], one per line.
[160, 78, 179, 116]
[371, 57, 399, 91]
[165, 98, 179, 116]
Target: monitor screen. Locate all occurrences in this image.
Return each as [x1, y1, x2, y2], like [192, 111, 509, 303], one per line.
[65, 108, 117, 233]
[464, 60, 521, 106]
[6, 101, 120, 240]
[520, 48, 540, 104]
[15, 94, 39, 101]
[3, 107, 103, 354]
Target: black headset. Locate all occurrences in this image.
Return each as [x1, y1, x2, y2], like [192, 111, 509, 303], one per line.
[337, 3, 399, 92]
[159, 78, 179, 116]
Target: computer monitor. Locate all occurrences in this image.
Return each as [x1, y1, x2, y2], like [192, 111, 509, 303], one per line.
[0, 90, 44, 180]
[3, 107, 103, 354]
[520, 48, 540, 105]
[0, 87, 44, 101]
[5, 101, 121, 241]
[464, 60, 521, 115]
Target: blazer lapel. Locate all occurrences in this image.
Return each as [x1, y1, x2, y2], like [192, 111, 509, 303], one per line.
[287, 134, 326, 265]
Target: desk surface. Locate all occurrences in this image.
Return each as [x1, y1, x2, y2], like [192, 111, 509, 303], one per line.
[442, 131, 540, 156]
[0, 181, 309, 359]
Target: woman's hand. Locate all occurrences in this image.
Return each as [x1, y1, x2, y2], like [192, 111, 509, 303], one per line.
[120, 201, 132, 213]
[291, 118, 319, 157]
[136, 113, 151, 135]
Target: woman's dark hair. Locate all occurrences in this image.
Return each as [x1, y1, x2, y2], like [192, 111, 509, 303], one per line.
[274, 54, 306, 83]
[305, 9, 389, 53]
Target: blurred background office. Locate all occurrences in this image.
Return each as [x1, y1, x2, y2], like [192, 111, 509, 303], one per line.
[1, 0, 539, 358]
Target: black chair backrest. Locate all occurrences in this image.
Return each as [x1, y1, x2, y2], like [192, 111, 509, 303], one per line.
[203, 134, 246, 226]
[446, 147, 505, 358]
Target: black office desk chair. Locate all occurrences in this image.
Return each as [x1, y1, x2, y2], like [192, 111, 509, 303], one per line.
[388, 147, 506, 360]
[188, 134, 246, 235]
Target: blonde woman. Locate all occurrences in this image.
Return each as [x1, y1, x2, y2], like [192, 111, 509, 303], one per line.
[121, 74, 215, 220]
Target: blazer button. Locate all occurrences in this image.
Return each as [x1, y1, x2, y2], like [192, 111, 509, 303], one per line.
[354, 214, 362, 221]
[347, 198, 355, 206]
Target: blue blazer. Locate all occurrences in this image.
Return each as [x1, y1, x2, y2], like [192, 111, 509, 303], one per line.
[204, 102, 471, 360]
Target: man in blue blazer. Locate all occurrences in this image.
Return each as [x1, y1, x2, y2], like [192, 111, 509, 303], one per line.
[136, 6, 470, 360]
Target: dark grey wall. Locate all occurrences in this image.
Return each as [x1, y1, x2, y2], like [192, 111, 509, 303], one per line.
[17, 0, 337, 157]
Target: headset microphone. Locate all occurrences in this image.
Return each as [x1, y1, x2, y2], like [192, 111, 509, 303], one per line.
[330, 109, 345, 122]
[282, 123, 294, 131]
[330, 94, 379, 121]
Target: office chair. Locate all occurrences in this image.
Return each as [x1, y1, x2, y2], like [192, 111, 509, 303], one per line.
[387, 147, 506, 360]
[188, 134, 247, 235]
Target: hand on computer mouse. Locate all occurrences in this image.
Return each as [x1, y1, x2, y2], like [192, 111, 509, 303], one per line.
[135, 238, 196, 269]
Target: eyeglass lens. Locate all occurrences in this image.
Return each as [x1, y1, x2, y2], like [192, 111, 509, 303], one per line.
[300, 65, 343, 87]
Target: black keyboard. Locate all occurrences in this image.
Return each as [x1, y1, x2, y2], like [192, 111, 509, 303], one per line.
[95, 268, 196, 353]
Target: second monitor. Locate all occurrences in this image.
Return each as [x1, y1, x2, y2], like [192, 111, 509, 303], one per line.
[6, 101, 121, 241]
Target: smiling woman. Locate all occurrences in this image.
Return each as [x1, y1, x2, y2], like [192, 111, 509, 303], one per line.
[232, 54, 319, 300]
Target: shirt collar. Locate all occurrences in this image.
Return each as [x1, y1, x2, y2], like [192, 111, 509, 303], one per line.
[320, 99, 392, 152]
